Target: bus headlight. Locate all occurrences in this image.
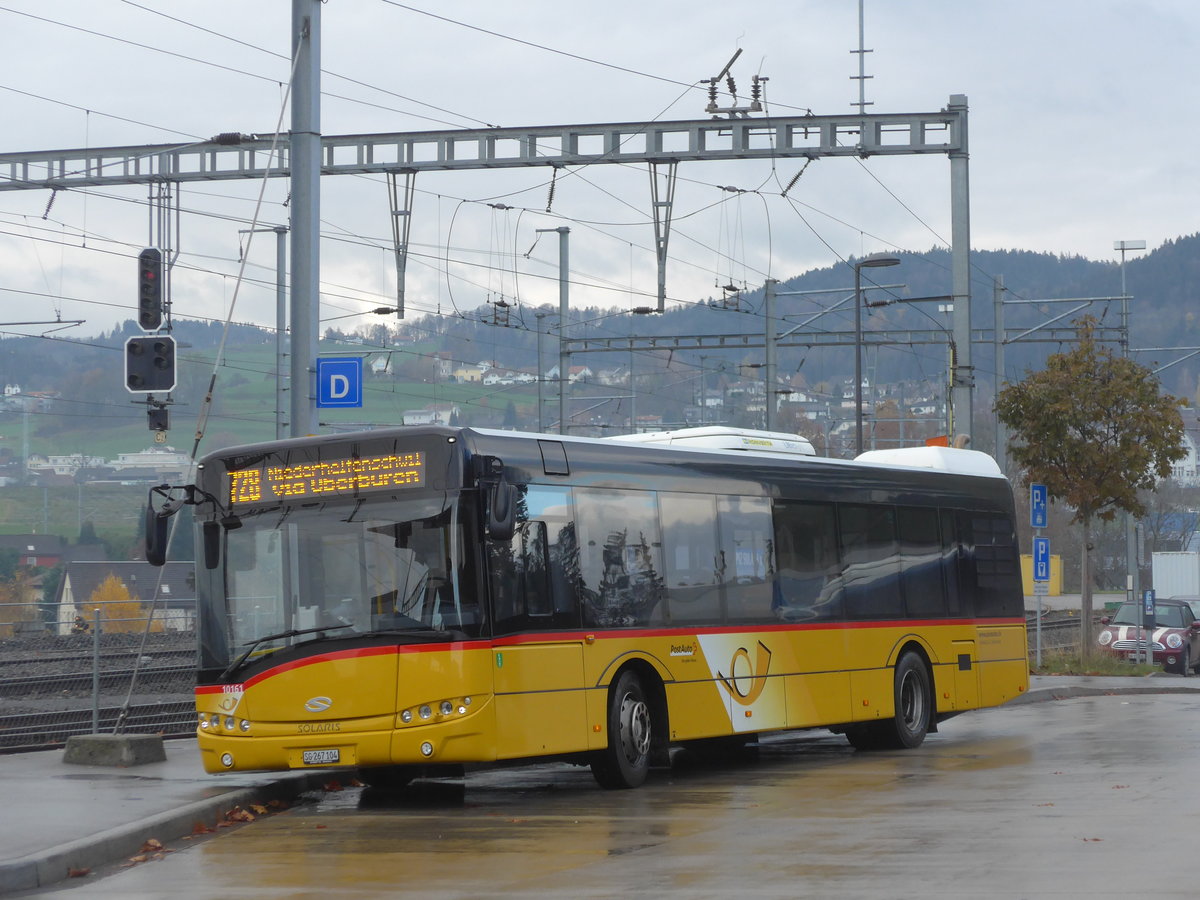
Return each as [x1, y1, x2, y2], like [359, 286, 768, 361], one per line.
[419, 705, 432, 719]
[400, 709, 412, 723]
[440, 701, 453, 715]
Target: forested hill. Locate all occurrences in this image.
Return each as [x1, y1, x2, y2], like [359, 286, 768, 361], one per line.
[393, 233, 1200, 399]
[0, 236, 1195, 457]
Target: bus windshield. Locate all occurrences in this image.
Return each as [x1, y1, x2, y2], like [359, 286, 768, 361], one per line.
[203, 492, 478, 671]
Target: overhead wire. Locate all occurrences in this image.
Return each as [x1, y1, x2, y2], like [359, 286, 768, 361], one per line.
[0, 1, 1007, 431]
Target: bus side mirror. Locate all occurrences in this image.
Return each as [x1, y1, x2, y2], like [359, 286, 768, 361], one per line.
[203, 521, 221, 570]
[145, 503, 170, 567]
[487, 481, 516, 542]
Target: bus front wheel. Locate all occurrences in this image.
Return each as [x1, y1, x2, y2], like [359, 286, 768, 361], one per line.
[845, 652, 931, 751]
[591, 670, 652, 789]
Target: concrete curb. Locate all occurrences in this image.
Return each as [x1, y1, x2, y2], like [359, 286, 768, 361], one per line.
[1014, 682, 1200, 705]
[0, 770, 330, 894]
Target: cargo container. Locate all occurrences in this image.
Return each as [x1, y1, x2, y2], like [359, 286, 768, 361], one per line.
[1150, 551, 1200, 598]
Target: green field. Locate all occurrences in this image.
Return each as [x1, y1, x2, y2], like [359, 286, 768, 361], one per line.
[0, 483, 147, 548]
[0, 339, 541, 553]
[0, 340, 539, 463]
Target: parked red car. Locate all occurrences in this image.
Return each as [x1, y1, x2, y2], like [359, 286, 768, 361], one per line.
[1097, 598, 1200, 674]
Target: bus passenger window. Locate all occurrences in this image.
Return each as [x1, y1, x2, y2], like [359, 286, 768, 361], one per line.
[969, 513, 1021, 617]
[575, 488, 665, 628]
[772, 501, 840, 621]
[898, 506, 945, 617]
[940, 509, 962, 615]
[718, 496, 774, 624]
[839, 504, 902, 619]
[489, 485, 580, 634]
[659, 493, 721, 624]
[519, 521, 552, 617]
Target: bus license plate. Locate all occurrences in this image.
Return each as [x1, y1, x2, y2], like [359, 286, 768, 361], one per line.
[302, 748, 340, 765]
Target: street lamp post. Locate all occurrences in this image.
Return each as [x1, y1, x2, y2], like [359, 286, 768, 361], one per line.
[854, 253, 901, 455]
[535, 312, 550, 433]
[1115, 238, 1146, 660]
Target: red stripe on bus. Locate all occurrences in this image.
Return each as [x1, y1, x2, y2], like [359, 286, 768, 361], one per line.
[195, 616, 1025, 693]
[490, 617, 1026, 647]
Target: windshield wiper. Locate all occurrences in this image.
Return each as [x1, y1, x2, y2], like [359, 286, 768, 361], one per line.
[366, 626, 457, 640]
[218, 623, 352, 683]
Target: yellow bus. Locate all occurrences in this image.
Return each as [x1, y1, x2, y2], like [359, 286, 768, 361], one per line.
[148, 426, 1028, 789]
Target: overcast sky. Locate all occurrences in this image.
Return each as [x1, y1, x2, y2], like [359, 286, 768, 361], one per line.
[0, 0, 1195, 341]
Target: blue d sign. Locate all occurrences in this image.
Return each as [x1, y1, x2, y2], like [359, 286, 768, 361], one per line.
[316, 357, 363, 408]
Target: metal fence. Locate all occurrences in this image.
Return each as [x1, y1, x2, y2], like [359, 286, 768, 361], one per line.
[0, 603, 1098, 751]
[0, 602, 197, 752]
[1028, 613, 1087, 655]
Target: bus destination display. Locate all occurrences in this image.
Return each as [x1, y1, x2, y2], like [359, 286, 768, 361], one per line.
[228, 452, 424, 505]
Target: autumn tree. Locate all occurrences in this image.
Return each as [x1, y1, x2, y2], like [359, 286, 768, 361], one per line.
[0, 573, 39, 637]
[88, 573, 162, 634]
[994, 317, 1186, 656]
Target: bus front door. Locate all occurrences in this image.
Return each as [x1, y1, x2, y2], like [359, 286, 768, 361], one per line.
[493, 641, 587, 758]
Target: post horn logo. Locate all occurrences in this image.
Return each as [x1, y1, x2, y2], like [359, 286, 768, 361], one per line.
[716, 641, 772, 706]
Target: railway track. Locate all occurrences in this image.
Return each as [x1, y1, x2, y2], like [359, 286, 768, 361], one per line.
[0, 664, 195, 697]
[0, 647, 196, 671]
[0, 701, 196, 753]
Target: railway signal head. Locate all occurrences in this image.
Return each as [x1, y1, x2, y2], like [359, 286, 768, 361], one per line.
[137, 247, 164, 331]
[125, 335, 176, 393]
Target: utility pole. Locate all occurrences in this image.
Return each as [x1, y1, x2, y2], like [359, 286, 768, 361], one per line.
[535, 312, 549, 433]
[764, 279, 777, 431]
[1116, 238, 1146, 661]
[290, 0, 320, 437]
[274, 226, 289, 440]
[550, 228, 571, 434]
[948, 95, 974, 447]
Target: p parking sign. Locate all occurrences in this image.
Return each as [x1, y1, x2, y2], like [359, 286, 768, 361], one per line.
[1032, 537, 1050, 583]
[1030, 483, 1048, 529]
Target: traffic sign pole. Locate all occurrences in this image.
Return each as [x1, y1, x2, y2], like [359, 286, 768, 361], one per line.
[1030, 484, 1048, 667]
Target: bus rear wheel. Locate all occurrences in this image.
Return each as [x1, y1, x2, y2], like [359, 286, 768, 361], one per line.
[591, 670, 652, 789]
[846, 652, 931, 751]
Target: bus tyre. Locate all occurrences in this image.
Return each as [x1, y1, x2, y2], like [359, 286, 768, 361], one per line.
[889, 652, 931, 748]
[846, 652, 931, 751]
[591, 670, 652, 789]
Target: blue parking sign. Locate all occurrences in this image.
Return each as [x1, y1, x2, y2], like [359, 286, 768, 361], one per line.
[1032, 536, 1050, 582]
[316, 357, 362, 408]
[1030, 483, 1048, 529]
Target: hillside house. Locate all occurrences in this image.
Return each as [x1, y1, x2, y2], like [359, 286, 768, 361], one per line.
[54, 561, 195, 635]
